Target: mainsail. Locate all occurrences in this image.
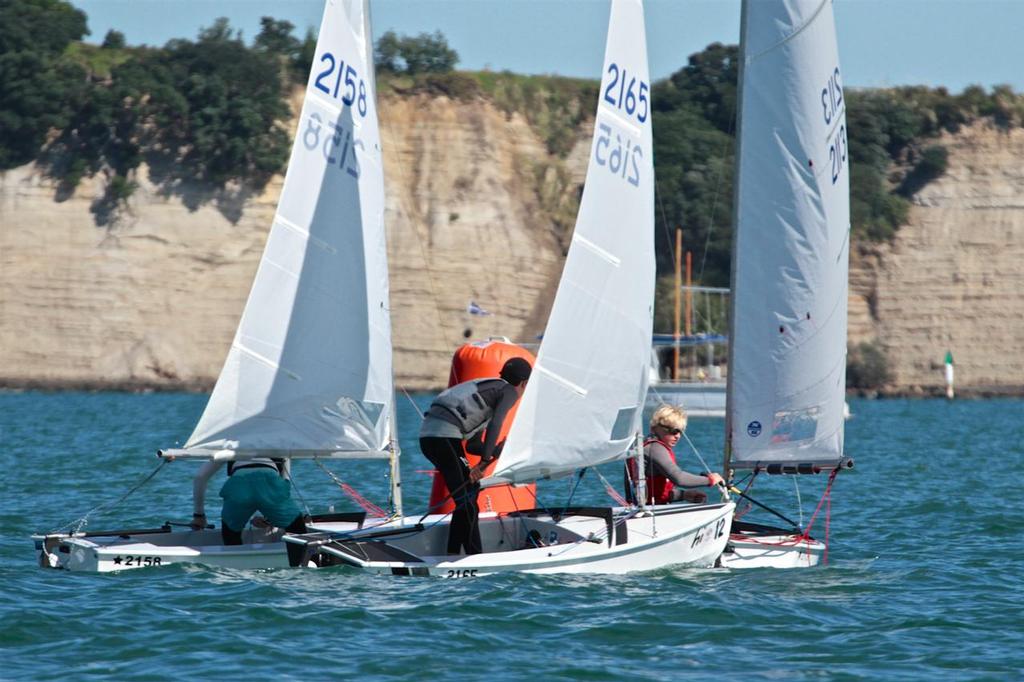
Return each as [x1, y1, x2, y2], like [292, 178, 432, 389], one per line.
[490, 0, 654, 485]
[184, 0, 392, 457]
[727, 0, 850, 469]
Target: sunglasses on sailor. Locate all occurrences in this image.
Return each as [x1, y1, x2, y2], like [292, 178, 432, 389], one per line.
[659, 426, 682, 435]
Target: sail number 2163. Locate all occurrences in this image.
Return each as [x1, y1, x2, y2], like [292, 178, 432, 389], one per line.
[821, 66, 847, 185]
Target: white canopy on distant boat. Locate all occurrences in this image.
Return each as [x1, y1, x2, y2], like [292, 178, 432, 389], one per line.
[489, 0, 654, 485]
[727, 0, 850, 469]
[183, 0, 392, 458]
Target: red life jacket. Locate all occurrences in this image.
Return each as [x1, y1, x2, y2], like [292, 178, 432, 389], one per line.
[626, 437, 677, 504]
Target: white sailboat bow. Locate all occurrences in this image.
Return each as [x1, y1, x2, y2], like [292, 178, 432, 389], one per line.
[721, 0, 853, 569]
[35, 0, 398, 572]
[304, 0, 734, 577]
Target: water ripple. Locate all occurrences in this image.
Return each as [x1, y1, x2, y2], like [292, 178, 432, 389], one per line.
[2, 394, 1024, 679]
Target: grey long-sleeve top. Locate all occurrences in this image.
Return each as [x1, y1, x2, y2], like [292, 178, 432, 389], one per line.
[643, 439, 709, 488]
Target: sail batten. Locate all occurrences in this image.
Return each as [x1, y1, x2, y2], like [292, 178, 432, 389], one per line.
[183, 0, 392, 458]
[491, 0, 654, 485]
[728, 0, 850, 469]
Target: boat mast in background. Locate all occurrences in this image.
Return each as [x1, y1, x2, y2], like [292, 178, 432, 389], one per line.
[720, 0, 854, 568]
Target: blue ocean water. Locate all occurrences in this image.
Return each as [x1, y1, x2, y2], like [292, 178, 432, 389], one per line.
[1, 392, 1022, 680]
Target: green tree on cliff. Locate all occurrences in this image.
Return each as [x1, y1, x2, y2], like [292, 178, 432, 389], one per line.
[0, 0, 88, 169]
[375, 30, 459, 75]
[150, 19, 291, 188]
[42, 14, 292, 214]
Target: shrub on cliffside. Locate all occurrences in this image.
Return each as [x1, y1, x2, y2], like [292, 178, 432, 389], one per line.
[846, 341, 892, 390]
[472, 72, 597, 156]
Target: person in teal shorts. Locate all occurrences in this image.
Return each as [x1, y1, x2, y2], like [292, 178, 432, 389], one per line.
[191, 458, 308, 566]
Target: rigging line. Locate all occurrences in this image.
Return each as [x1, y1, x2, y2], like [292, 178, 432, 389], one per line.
[596, 467, 630, 508]
[799, 468, 840, 539]
[697, 95, 737, 286]
[314, 459, 388, 518]
[680, 430, 715, 481]
[401, 385, 425, 419]
[56, 459, 169, 535]
[727, 486, 802, 531]
[558, 469, 587, 517]
[824, 479, 833, 566]
[287, 464, 313, 518]
[415, 470, 481, 524]
[793, 475, 805, 529]
[378, 110, 458, 361]
[654, 179, 677, 267]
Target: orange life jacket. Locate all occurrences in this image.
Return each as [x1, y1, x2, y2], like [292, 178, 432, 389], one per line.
[626, 437, 677, 504]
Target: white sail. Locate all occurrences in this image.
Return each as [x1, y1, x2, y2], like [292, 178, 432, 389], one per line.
[490, 0, 654, 485]
[727, 0, 850, 468]
[185, 0, 392, 457]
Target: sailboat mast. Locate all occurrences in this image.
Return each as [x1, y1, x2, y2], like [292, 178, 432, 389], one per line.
[674, 227, 682, 380]
[722, 0, 750, 483]
[387, 401, 404, 518]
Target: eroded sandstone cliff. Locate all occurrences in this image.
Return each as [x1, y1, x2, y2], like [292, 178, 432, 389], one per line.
[848, 121, 1024, 394]
[1, 103, 1021, 394]
[0, 92, 589, 391]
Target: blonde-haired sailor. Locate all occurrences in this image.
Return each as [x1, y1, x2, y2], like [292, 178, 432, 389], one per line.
[626, 404, 724, 505]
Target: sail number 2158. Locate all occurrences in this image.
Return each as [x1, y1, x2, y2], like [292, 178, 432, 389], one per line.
[314, 52, 369, 117]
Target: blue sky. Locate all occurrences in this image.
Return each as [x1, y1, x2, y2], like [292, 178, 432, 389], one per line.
[69, 0, 1024, 93]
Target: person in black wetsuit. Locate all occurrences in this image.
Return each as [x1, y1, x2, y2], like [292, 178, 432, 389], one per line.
[419, 357, 531, 555]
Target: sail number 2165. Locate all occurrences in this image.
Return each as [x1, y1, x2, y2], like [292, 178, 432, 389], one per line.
[603, 63, 649, 124]
[595, 123, 642, 187]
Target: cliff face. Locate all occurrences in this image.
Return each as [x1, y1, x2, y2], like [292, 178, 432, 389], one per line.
[0, 93, 588, 391]
[1, 102, 1022, 394]
[848, 121, 1024, 394]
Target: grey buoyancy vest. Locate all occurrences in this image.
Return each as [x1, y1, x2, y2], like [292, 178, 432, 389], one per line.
[227, 457, 282, 476]
[428, 379, 495, 436]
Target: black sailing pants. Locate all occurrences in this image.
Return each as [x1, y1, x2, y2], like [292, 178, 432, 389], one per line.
[420, 436, 482, 555]
[222, 515, 308, 567]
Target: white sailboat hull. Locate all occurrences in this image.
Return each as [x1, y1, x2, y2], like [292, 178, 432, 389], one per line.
[304, 502, 734, 577]
[33, 516, 371, 573]
[717, 521, 825, 569]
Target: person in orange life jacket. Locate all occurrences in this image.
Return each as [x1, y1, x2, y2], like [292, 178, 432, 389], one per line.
[191, 458, 308, 567]
[625, 404, 724, 504]
[419, 357, 532, 555]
